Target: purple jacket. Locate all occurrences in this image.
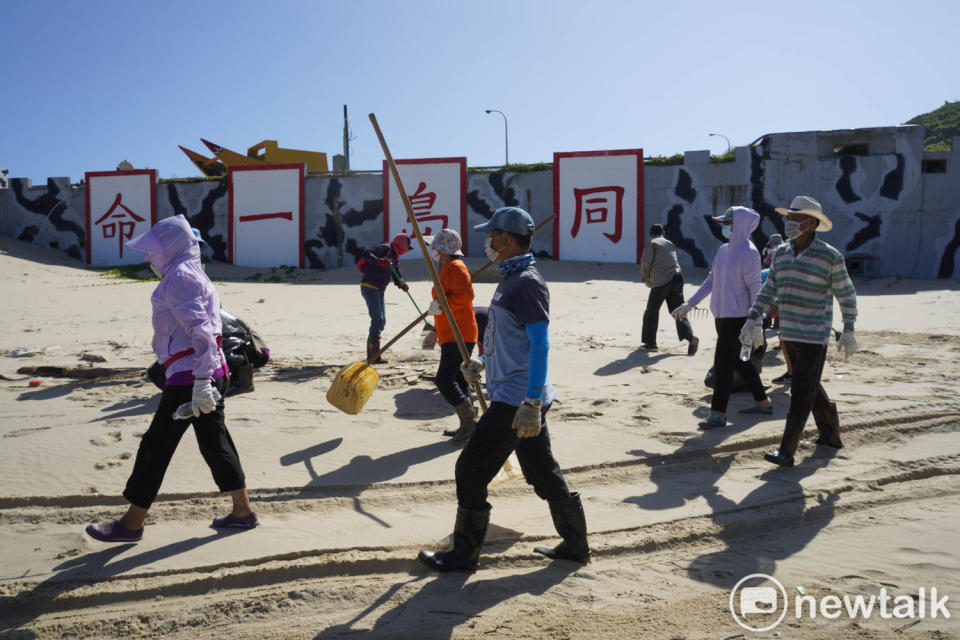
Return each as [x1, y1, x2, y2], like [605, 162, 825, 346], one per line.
[128, 215, 224, 383]
[687, 207, 762, 319]
[360, 243, 404, 291]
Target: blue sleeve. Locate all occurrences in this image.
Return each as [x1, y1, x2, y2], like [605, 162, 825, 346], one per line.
[524, 321, 549, 399]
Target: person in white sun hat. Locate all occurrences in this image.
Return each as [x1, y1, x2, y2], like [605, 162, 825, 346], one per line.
[746, 195, 858, 467]
[422, 228, 479, 443]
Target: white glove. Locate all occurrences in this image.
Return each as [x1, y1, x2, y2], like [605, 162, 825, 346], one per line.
[428, 299, 442, 316]
[460, 357, 485, 385]
[671, 303, 693, 320]
[512, 399, 542, 438]
[739, 322, 764, 347]
[191, 378, 221, 415]
[838, 330, 857, 358]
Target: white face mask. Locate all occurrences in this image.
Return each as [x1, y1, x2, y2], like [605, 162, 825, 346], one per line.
[146, 253, 163, 277]
[429, 249, 442, 262]
[784, 220, 808, 239]
[483, 236, 501, 262]
[721, 225, 732, 240]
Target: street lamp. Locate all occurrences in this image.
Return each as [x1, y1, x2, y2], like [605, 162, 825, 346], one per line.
[485, 109, 509, 166]
[709, 133, 732, 154]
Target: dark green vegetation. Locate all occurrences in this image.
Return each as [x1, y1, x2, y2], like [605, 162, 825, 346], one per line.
[100, 263, 156, 280]
[905, 100, 959, 151]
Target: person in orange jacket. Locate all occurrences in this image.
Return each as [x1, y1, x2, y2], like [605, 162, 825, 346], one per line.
[424, 229, 479, 442]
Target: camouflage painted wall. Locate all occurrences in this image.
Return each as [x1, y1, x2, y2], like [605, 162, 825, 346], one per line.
[1, 126, 958, 278]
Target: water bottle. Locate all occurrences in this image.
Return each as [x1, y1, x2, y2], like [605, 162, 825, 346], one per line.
[172, 402, 195, 420]
[739, 342, 752, 362]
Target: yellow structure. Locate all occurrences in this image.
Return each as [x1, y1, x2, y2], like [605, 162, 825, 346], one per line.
[178, 146, 226, 177]
[247, 140, 329, 172]
[178, 138, 329, 177]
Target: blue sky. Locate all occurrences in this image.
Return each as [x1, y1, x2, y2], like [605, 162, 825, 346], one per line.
[1, 0, 956, 182]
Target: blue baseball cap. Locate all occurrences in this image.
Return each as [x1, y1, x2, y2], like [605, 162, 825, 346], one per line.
[191, 228, 208, 245]
[474, 206, 535, 235]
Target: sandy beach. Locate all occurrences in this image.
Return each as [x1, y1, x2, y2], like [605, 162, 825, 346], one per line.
[1, 234, 958, 639]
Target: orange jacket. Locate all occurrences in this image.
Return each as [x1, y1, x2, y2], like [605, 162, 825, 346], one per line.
[432, 258, 478, 344]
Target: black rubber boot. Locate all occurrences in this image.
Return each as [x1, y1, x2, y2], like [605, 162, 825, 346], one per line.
[418, 504, 490, 573]
[764, 413, 806, 467]
[443, 401, 477, 442]
[533, 493, 591, 564]
[813, 401, 843, 449]
[367, 337, 386, 364]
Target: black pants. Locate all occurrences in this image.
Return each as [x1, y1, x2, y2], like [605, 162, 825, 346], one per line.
[123, 377, 246, 509]
[641, 273, 694, 346]
[435, 341, 475, 407]
[783, 341, 830, 424]
[455, 401, 570, 510]
[711, 317, 767, 413]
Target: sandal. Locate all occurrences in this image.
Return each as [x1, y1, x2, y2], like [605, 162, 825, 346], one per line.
[739, 404, 773, 415]
[85, 519, 143, 543]
[212, 512, 259, 529]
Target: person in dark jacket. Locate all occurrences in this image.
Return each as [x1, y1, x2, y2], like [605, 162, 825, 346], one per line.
[359, 233, 411, 362]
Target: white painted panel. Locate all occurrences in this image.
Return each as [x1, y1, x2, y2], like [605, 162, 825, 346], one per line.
[231, 167, 302, 268]
[385, 159, 465, 261]
[556, 153, 640, 263]
[87, 172, 155, 266]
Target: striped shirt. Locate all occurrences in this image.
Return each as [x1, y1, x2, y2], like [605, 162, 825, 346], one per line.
[750, 237, 857, 345]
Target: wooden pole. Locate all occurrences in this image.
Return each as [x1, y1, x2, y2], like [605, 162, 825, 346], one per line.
[369, 113, 488, 412]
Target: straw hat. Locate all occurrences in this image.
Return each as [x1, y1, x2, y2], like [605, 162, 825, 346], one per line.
[775, 196, 833, 231]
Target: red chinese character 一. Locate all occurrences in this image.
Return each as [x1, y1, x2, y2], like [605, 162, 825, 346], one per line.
[571, 186, 625, 244]
[94, 193, 146, 259]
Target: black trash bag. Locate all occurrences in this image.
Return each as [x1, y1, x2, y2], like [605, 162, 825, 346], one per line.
[146, 309, 270, 396]
[704, 339, 766, 392]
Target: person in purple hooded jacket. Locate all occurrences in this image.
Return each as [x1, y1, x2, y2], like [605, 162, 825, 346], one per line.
[359, 233, 411, 363]
[672, 206, 772, 429]
[85, 215, 257, 543]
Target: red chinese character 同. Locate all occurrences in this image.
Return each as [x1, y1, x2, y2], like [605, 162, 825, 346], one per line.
[402, 182, 448, 236]
[94, 193, 146, 259]
[571, 186, 625, 244]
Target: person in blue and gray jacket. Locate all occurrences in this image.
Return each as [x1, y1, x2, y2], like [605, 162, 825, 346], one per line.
[418, 207, 590, 573]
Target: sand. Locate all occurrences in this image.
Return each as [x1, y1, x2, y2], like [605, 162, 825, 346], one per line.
[0, 234, 958, 639]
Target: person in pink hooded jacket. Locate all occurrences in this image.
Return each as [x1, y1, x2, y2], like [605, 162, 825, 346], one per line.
[86, 215, 257, 542]
[672, 206, 772, 429]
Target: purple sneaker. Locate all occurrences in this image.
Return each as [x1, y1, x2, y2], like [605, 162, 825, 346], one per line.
[212, 512, 259, 529]
[85, 519, 143, 543]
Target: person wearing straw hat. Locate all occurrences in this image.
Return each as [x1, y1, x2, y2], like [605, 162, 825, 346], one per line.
[418, 206, 590, 572]
[672, 206, 773, 429]
[85, 215, 257, 542]
[640, 223, 698, 354]
[358, 233, 412, 363]
[745, 195, 858, 467]
[422, 228, 480, 443]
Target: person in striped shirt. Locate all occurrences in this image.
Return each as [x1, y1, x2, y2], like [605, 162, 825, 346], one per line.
[742, 196, 858, 467]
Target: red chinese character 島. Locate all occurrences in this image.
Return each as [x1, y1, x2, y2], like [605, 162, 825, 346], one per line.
[402, 182, 448, 236]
